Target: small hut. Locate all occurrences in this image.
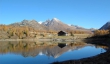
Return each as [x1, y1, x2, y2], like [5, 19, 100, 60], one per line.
[58, 31, 67, 36]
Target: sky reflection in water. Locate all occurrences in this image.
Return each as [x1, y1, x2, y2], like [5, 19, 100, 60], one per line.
[0, 41, 107, 64]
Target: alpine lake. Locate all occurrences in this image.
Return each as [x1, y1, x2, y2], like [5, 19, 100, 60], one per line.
[0, 41, 108, 64]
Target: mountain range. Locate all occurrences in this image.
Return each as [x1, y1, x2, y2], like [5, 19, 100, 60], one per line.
[42, 18, 75, 31]
[10, 19, 48, 30]
[10, 18, 96, 32]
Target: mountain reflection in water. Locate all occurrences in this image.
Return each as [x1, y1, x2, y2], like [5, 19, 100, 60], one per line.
[0, 42, 106, 58]
[0, 41, 108, 59]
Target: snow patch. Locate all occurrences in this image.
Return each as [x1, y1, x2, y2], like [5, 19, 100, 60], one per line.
[52, 18, 60, 22]
[44, 21, 48, 25]
[67, 24, 71, 26]
[38, 21, 43, 24]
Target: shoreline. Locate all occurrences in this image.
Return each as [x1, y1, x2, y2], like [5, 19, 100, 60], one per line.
[52, 51, 110, 64]
[0, 38, 81, 42]
[52, 38, 110, 64]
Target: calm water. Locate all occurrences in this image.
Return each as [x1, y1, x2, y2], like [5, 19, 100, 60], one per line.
[0, 41, 107, 64]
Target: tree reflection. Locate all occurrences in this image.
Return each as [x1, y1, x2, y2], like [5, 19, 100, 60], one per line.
[0, 41, 108, 58]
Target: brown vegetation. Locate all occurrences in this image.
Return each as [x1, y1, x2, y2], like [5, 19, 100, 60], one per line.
[0, 25, 91, 39]
[94, 30, 109, 36]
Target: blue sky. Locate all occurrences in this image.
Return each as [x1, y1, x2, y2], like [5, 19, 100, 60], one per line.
[0, 0, 110, 29]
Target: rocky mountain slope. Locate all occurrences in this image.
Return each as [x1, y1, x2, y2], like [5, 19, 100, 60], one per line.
[42, 18, 74, 31]
[100, 21, 110, 30]
[10, 19, 48, 30]
[42, 18, 95, 32]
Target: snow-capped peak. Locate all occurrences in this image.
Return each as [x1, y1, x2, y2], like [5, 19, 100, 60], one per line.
[52, 18, 60, 22]
[53, 18, 59, 20]
[67, 24, 71, 26]
[38, 21, 43, 24]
